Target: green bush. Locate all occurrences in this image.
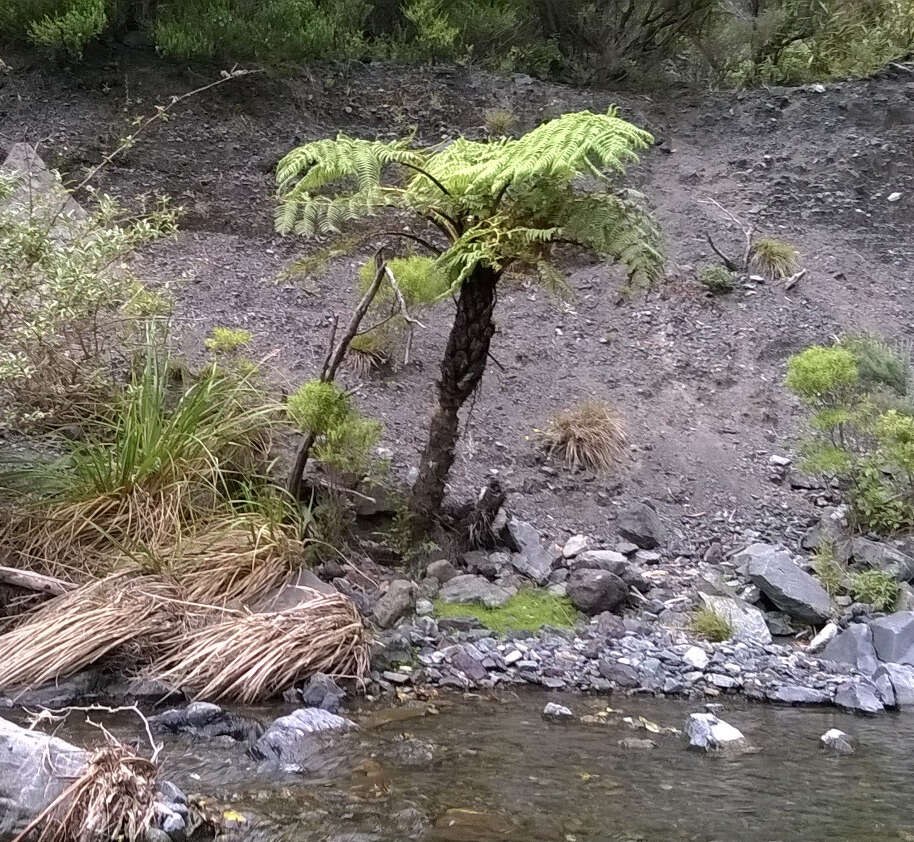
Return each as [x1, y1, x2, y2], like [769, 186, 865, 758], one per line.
[786, 346, 859, 407]
[287, 380, 352, 436]
[841, 334, 911, 397]
[28, 0, 107, 57]
[698, 264, 734, 294]
[850, 569, 900, 612]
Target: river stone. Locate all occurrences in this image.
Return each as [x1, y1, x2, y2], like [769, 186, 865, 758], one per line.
[834, 680, 884, 714]
[870, 612, 914, 664]
[685, 713, 746, 752]
[698, 593, 772, 645]
[150, 702, 263, 742]
[426, 559, 458, 583]
[251, 708, 356, 772]
[822, 622, 879, 675]
[820, 728, 855, 754]
[567, 569, 627, 615]
[766, 685, 830, 705]
[563, 534, 589, 558]
[570, 549, 628, 573]
[807, 621, 839, 653]
[851, 538, 914, 581]
[506, 518, 553, 584]
[743, 544, 833, 623]
[874, 663, 914, 709]
[439, 574, 513, 608]
[617, 502, 665, 549]
[302, 673, 346, 714]
[373, 579, 417, 629]
[542, 702, 574, 721]
[0, 716, 88, 838]
[683, 645, 709, 670]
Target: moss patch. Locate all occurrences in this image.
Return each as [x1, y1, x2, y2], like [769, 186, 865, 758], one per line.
[434, 589, 578, 634]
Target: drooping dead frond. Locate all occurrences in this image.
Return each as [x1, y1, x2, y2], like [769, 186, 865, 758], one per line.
[13, 739, 157, 842]
[0, 574, 183, 690]
[537, 400, 628, 473]
[151, 592, 368, 703]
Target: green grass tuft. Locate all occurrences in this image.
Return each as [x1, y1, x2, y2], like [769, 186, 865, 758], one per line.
[205, 326, 252, 354]
[750, 237, 799, 279]
[850, 569, 900, 612]
[691, 605, 733, 642]
[434, 589, 578, 634]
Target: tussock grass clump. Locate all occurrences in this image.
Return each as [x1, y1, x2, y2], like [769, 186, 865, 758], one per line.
[434, 589, 577, 634]
[750, 237, 799, 279]
[19, 740, 158, 842]
[205, 326, 252, 353]
[850, 569, 900, 612]
[537, 400, 627, 473]
[345, 332, 390, 378]
[151, 592, 369, 703]
[691, 605, 733, 642]
[484, 107, 518, 137]
[812, 543, 848, 597]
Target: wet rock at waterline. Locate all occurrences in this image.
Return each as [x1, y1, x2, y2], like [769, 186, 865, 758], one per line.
[685, 713, 747, 752]
[250, 708, 356, 773]
[542, 702, 574, 721]
[742, 543, 834, 623]
[438, 574, 514, 608]
[766, 685, 830, 705]
[834, 680, 884, 714]
[823, 623, 880, 675]
[150, 701, 263, 742]
[301, 673, 346, 714]
[874, 663, 914, 709]
[820, 728, 856, 754]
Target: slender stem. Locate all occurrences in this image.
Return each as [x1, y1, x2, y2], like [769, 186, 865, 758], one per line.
[381, 231, 443, 255]
[397, 161, 452, 197]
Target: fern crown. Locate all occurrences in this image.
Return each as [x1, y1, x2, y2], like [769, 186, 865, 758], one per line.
[276, 109, 663, 289]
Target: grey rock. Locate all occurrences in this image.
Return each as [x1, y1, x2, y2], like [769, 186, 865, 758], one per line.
[370, 629, 414, 671]
[801, 508, 852, 559]
[683, 645, 709, 670]
[251, 708, 356, 772]
[686, 713, 746, 752]
[542, 702, 574, 721]
[820, 728, 855, 754]
[616, 541, 639, 556]
[874, 670, 896, 707]
[618, 737, 657, 750]
[698, 593, 772, 645]
[416, 598, 434, 616]
[766, 685, 829, 705]
[744, 544, 834, 623]
[507, 519, 553, 584]
[874, 663, 914, 708]
[835, 681, 884, 714]
[161, 812, 186, 841]
[426, 559, 458, 583]
[851, 538, 914, 581]
[302, 673, 346, 714]
[150, 703, 263, 742]
[463, 550, 500, 578]
[572, 549, 628, 572]
[562, 534, 589, 558]
[593, 611, 626, 638]
[449, 647, 487, 682]
[0, 144, 86, 232]
[373, 579, 417, 629]
[0, 716, 88, 838]
[439, 574, 514, 608]
[567, 569, 627, 615]
[157, 781, 187, 806]
[822, 623, 879, 675]
[255, 567, 337, 611]
[870, 612, 914, 664]
[598, 660, 639, 687]
[807, 622, 839, 653]
[617, 502, 665, 549]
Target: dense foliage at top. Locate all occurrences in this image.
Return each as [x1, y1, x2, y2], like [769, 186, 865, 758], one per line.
[2, 0, 913, 87]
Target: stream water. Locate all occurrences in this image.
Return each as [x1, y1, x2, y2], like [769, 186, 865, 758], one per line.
[59, 692, 914, 841]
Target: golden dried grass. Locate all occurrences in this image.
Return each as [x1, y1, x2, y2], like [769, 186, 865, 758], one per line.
[151, 591, 369, 703]
[537, 400, 628, 473]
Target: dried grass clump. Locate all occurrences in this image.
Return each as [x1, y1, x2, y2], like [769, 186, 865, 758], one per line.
[0, 574, 183, 690]
[750, 237, 799, 279]
[345, 332, 390, 378]
[151, 591, 369, 703]
[537, 400, 628, 473]
[15, 741, 157, 842]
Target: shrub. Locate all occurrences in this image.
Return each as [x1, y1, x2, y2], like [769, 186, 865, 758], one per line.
[811, 543, 848, 596]
[28, 0, 107, 57]
[205, 326, 253, 354]
[785, 346, 859, 407]
[840, 334, 911, 397]
[287, 380, 352, 436]
[537, 400, 628, 473]
[0, 170, 178, 428]
[750, 237, 799, 279]
[434, 588, 578, 634]
[690, 605, 733, 642]
[850, 569, 900, 611]
[698, 263, 734, 294]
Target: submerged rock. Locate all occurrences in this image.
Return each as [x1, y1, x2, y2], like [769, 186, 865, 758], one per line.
[250, 708, 356, 773]
[685, 713, 747, 752]
[542, 702, 574, 721]
[150, 702, 263, 742]
[820, 728, 855, 754]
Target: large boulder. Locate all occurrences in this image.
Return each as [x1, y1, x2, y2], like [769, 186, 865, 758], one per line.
[250, 708, 356, 773]
[743, 544, 833, 624]
[569, 549, 628, 573]
[874, 663, 914, 709]
[834, 680, 884, 714]
[685, 713, 747, 752]
[567, 569, 627, 615]
[373, 579, 417, 629]
[506, 519, 553, 584]
[851, 538, 914, 582]
[617, 503, 665, 549]
[438, 574, 514, 608]
[869, 612, 914, 664]
[822, 623, 879, 675]
[698, 593, 772, 645]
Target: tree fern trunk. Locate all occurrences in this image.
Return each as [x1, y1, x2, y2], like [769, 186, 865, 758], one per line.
[410, 265, 499, 520]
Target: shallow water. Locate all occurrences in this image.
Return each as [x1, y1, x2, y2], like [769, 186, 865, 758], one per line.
[58, 692, 914, 841]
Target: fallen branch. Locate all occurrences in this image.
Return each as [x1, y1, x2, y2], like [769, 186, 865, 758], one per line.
[783, 268, 807, 291]
[0, 565, 74, 596]
[384, 263, 426, 366]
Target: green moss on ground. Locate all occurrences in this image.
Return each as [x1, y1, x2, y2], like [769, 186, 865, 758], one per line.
[434, 589, 578, 634]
